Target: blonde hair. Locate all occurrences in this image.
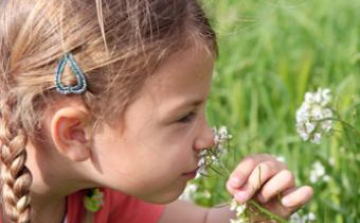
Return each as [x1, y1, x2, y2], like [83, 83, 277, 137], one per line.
[0, 0, 216, 222]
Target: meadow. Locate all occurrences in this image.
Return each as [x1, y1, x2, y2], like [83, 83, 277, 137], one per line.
[187, 0, 360, 222]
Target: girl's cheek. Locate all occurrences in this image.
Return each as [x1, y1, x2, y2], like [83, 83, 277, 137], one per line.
[163, 125, 190, 140]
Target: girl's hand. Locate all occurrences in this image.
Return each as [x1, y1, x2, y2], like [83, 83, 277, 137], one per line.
[226, 154, 313, 221]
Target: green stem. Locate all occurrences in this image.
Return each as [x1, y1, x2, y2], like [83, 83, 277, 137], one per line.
[210, 160, 290, 223]
[248, 200, 290, 223]
[315, 117, 360, 137]
[205, 133, 293, 223]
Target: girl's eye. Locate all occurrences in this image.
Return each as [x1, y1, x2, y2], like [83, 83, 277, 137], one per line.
[176, 112, 196, 123]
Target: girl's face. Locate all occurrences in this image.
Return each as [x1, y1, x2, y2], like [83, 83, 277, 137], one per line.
[91, 45, 215, 203]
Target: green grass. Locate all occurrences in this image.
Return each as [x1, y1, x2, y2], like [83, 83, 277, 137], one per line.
[191, 0, 360, 222]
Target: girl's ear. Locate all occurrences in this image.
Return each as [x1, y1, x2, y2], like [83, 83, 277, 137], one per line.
[51, 107, 93, 162]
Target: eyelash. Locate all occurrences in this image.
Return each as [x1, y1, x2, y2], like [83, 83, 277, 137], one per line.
[177, 112, 196, 123]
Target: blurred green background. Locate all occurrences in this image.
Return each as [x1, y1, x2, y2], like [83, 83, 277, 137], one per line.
[190, 0, 360, 222]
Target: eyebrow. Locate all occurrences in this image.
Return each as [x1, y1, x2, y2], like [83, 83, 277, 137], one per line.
[159, 97, 208, 122]
[168, 97, 208, 113]
[182, 98, 205, 107]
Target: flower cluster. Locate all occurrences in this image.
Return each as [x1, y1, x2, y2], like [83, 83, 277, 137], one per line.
[196, 126, 232, 178]
[296, 88, 333, 144]
[289, 212, 316, 223]
[179, 181, 213, 202]
[309, 161, 330, 183]
[229, 198, 249, 223]
[198, 126, 291, 223]
[214, 126, 233, 144]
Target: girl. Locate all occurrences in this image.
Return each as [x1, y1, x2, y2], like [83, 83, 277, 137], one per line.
[0, 0, 313, 223]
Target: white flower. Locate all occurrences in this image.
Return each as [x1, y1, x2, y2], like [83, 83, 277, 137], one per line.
[290, 212, 316, 223]
[196, 126, 232, 178]
[296, 88, 333, 144]
[214, 126, 233, 144]
[196, 162, 208, 179]
[312, 133, 322, 144]
[275, 155, 286, 163]
[309, 161, 330, 183]
[302, 212, 316, 222]
[196, 150, 208, 178]
[202, 190, 212, 199]
[230, 199, 246, 213]
[229, 198, 248, 223]
[179, 183, 198, 201]
[323, 175, 331, 182]
[328, 157, 335, 166]
[290, 212, 302, 223]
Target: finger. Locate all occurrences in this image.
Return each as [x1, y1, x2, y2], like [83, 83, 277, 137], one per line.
[281, 186, 314, 208]
[253, 186, 313, 220]
[234, 160, 282, 203]
[226, 154, 275, 192]
[256, 169, 295, 203]
[251, 197, 293, 219]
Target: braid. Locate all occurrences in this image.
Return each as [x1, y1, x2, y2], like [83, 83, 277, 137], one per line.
[0, 96, 32, 223]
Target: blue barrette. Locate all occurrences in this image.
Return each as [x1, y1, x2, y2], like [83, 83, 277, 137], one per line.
[54, 52, 87, 95]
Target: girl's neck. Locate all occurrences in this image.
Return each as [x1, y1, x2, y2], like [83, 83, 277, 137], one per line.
[30, 195, 66, 223]
[25, 141, 93, 223]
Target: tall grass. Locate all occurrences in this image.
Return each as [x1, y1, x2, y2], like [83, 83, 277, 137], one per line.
[192, 0, 360, 222]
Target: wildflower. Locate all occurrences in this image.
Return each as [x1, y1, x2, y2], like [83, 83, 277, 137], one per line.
[290, 211, 316, 223]
[304, 212, 316, 222]
[202, 190, 212, 199]
[214, 126, 233, 144]
[196, 150, 209, 178]
[196, 126, 232, 178]
[296, 88, 333, 144]
[276, 155, 286, 163]
[309, 161, 330, 183]
[290, 212, 315, 223]
[179, 183, 198, 201]
[229, 198, 248, 223]
[289, 212, 302, 223]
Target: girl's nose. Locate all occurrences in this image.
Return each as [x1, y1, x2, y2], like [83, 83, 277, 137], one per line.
[194, 122, 215, 150]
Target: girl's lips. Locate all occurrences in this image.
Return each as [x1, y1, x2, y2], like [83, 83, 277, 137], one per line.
[182, 167, 199, 176]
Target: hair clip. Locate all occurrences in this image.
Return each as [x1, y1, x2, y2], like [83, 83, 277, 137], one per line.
[83, 188, 104, 212]
[54, 52, 87, 95]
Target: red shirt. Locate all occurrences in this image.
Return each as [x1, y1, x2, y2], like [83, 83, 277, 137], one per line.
[1, 188, 165, 223]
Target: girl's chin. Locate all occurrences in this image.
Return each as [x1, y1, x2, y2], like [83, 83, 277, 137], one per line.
[139, 184, 187, 204]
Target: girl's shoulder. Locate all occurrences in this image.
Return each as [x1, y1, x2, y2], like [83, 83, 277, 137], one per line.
[67, 188, 165, 223]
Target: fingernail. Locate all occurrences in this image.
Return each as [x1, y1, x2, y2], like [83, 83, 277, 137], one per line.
[230, 177, 241, 187]
[235, 191, 249, 204]
[281, 196, 293, 207]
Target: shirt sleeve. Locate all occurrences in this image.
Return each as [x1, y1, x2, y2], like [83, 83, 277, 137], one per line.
[105, 188, 165, 223]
